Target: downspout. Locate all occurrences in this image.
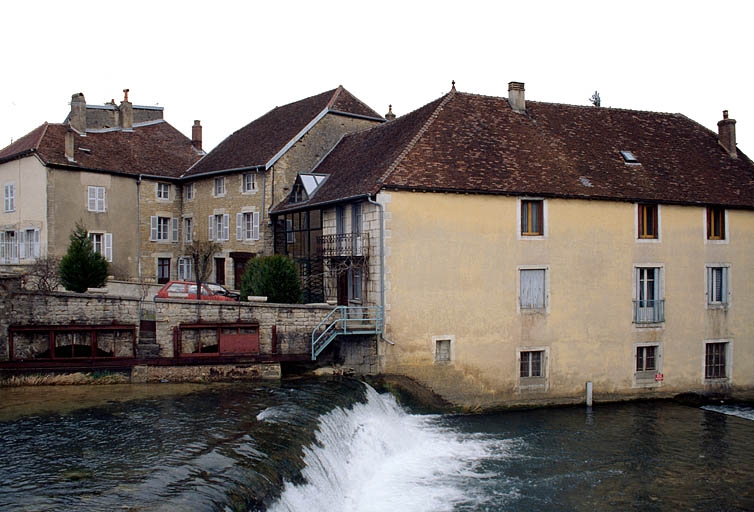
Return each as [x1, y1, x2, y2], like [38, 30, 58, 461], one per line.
[366, 195, 395, 345]
[137, 175, 142, 280]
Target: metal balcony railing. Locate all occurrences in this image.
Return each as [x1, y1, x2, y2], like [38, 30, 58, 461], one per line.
[633, 300, 665, 324]
[318, 233, 368, 258]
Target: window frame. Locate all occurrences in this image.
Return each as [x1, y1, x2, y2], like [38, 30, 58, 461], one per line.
[156, 182, 171, 200]
[703, 339, 733, 383]
[213, 177, 226, 197]
[177, 256, 194, 281]
[432, 335, 455, 364]
[633, 342, 662, 387]
[184, 183, 195, 201]
[157, 257, 171, 284]
[88, 231, 113, 262]
[706, 264, 730, 308]
[517, 265, 549, 313]
[518, 198, 546, 239]
[517, 346, 549, 391]
[3, 183, 15, 213]
[236, 211, 260, 241]
[208, 213, 230, 241]
[636, 203, 660, 241]
[705, 206, 728, 243]
[242, 173, 256, 193]
[633, 264, 664, 325]
[150, 216, 178, 242]
[87, 186, 106, 212]
[183, 217, 193, 243]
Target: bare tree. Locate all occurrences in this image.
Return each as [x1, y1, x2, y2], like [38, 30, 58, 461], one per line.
[185, 240, 220, 301]
[25, 256, 62, 293]
[590, 91, 601, 107]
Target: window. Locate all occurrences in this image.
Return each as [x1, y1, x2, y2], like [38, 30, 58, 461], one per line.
[214, 177, 226, 197]
[243, 173, 256, 193]
[286, 219, 295, 244]
[21, 228, 40, 260]
[520, 199, 544, 236]
[87, 186, 106, 212]
[0, 230, 17, 262]
[184, 183, 195, 200]
[634, 266, 664, 323]
[150, 216, 178, 242]
[706, 265, 729, 306]
[89, 232, 113, 262]
[208, 214, 229, 241]
[183, 217, 193, 242]
[520, 350, 544, 377]
[435, 339, 451, 362]
[636, 345, 657, 372]
[3, 183, 15, 212]
[620, 150, 640, 164]
[157, 258, 171, 284]
[156, 183, 170, 200]
[236, 212, 260, 241]
[634, 343, 662, 386]
[349, 267, 362, 302]
[637, 204, 659, 240]
[705, 341, 731, 381]
[706, 206, 726, 241]
[178, 256, 194, 281]
[520, 268, 546, 310]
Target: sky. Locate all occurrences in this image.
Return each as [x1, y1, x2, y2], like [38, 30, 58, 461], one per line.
[2, 0, 753, 155]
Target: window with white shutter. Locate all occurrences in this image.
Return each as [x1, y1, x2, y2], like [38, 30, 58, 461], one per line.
[87, 186, 106, 212]
[520, 268, 546, 310]
[104, 233, 113, 262]
[4, 183, 16, 212]
[707, 265, 730, 306]
[172, 218, 179, 242]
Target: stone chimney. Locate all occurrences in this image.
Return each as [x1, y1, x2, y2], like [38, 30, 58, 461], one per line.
[64, 128, 75, 162]
[119, 89, 133, 130]
[69, 93, 87, 133]
[717, 110, 737, 159]
[508, 81, 526, 113]
[192, 120, 202, 150]
[385, 105, 396, 121]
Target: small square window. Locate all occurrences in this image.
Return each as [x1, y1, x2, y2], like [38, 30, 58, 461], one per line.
[243, 173, 256, 193]
[707, 206, 726, 240]
[520, 350, 544, 377]
[705, 341, 730, 380]
[435, 339, 451, 362]
[638, 204, 658, 239]
[620, 150, 640, 164]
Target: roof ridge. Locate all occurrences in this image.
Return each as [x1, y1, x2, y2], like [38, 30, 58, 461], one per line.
[326, 85, 344, 110]
[376, 89, 456, 186]
[34, 122, 50, 151]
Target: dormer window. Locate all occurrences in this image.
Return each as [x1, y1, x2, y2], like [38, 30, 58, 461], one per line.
[290, 173, 328, 203]
[620, 151, 640, 164]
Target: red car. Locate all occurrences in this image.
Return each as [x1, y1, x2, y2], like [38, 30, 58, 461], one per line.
[155, 281, 238, 302]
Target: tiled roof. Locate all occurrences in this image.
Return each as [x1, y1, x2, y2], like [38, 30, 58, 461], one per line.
[274, 89, 754, 212]
[0, 121, 201, 177]
[184, 86, 383, 178]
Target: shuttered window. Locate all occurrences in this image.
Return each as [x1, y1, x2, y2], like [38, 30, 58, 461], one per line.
[87, 186, 106, 212]
[707, 266, 729, 305]
[520, 269, 546, 309]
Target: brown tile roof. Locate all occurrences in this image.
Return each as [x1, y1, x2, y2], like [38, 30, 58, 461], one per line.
[0, 121, 201, 178]
[274, 89, 754, 212]
[184, 86, 383, 178]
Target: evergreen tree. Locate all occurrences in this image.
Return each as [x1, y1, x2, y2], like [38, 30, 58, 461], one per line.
[59, 223, 109, 293]
[240, 255, 301, 303]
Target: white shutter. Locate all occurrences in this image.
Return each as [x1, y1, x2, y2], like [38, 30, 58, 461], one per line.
[18, 231, 25, 259]
[33, 229, 40, 258]
[150, 216, 158, 241]
[208, 215, 215, 240]
[104, 233, 113, 262]
[99, 187, 106, 211]
[222, 214, 229, 241]
[252, 212, 260, 240]
[236, 213, 243, 240]
[171, 218, 179, 242]
[521, 269, 545, 309]
[722, 267, 729, 304]
[88, 186, 96, 211]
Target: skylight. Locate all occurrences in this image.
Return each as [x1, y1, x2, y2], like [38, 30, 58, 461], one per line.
[620, 150, 639, 164]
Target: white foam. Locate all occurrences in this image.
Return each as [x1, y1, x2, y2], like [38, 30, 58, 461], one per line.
[702, 404, 754, 421]
[269, 386, 517, 512]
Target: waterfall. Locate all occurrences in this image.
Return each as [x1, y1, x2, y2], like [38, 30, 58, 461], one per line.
[266, 385, 517, 512]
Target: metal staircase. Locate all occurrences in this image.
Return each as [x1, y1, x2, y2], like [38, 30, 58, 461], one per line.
[311, 306, 383, 360]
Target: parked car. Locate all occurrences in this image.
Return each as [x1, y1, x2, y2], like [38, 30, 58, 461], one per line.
[155, 281, 239, 302]
[206, 283, 241, 301]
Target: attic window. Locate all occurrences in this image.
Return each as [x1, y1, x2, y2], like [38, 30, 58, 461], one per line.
[78, 147, 92, 154]
[620, 150, 640, 164]
[290, 173, 328, 203]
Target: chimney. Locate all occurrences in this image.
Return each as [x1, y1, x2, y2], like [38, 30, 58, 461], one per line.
[64, 128, 75, 162]
[508, 81, 526, 113]
[119, 88, 133, 130]
[192, 120, 202, 150]
[717, 110, 737, 159]
[384, 105, 396, 121]
[69, 93, 86, 133]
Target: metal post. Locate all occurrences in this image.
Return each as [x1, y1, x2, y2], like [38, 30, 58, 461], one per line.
[586, 381, 593, 407]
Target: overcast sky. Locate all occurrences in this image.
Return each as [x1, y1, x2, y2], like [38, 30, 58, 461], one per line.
[2, 0, 752, 155]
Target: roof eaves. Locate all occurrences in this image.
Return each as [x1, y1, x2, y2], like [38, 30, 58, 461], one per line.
[264, 107, 329, 170]
[180, 164, 265, 180]
[271, 193, 371, 215]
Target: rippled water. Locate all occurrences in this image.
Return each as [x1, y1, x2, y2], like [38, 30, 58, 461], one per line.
[1, 380, 753, 511]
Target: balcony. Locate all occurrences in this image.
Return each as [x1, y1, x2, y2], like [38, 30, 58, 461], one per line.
[319, 233, 368, 258]
[633, 300, 665, 324]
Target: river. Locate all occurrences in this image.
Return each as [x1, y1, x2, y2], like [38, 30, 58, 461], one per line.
[1, 378, 752, 511]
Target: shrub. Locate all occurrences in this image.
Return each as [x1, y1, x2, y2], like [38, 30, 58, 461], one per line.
[59, 223, 108, 293]
[240, 255, 301, 303]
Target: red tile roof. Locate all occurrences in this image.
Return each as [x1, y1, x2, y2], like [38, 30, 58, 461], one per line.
[0, 121, 201, 178]
[184, 86, 383, 178]
[274, 89, 754, 212]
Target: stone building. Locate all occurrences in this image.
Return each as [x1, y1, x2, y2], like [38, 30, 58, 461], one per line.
[0, 91, 203, 280]
[272, 81, 754, 407]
